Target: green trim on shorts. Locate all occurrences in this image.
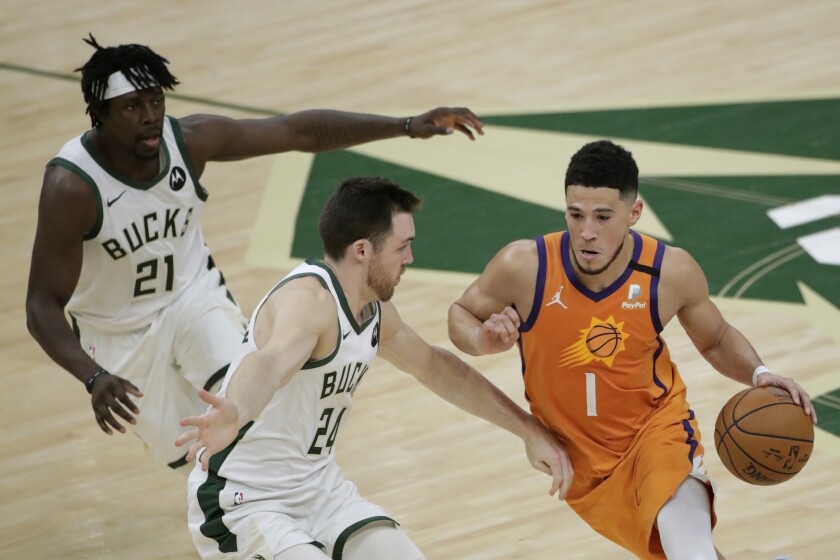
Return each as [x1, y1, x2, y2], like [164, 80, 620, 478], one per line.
[69, 313, 81, 340]
[332, 516, 397, 560]
[203, 364, 229, 391]
[167, 453, 190, 470]
[207, 254, 239, 306]
[196, 421, 254, 553]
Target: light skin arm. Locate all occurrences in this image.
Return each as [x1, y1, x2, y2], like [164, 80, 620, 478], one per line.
[665, 247, 817, 423]
[179, 107, 484, 173]
[379, 300, 574, 500]
[25, 165, 143, 435]
[448, 240, 537, 356]
[176, 277, 337, 471]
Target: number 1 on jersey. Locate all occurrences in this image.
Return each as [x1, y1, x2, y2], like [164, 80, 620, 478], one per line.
[585, 372, 597, 416]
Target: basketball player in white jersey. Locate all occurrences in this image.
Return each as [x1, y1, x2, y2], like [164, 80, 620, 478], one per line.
[25, 35, 485, 469]
[175, 177, 573, 560]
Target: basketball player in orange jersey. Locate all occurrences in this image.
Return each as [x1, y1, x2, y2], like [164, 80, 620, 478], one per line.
[447, 140, 818, 560]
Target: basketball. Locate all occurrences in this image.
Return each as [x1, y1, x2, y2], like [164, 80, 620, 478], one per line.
[586, 323, 621, 358]
[714, 386, 814, 485]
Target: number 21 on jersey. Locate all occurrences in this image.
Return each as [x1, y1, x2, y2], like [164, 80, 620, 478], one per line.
[134, 254, 174, 297]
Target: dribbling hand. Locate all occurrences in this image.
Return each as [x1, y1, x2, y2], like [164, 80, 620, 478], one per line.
[754, 370, 818, 424]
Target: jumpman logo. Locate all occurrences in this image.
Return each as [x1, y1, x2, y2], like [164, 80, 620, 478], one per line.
[546, 286, 568, 309]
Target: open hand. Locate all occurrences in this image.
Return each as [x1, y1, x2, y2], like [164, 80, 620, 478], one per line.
[175, 389, 240, 471]
[523, 418, 574, 501]
[90, 373, 143, 435]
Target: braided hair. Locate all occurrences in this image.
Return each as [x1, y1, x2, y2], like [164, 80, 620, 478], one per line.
[76, 33, 179, 127]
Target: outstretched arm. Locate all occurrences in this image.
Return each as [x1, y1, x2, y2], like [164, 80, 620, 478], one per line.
[380, 301, 573, 499]
[180, 106, 484, 171]
[176, 277, 336, 470]
[666, 247, 817, 423]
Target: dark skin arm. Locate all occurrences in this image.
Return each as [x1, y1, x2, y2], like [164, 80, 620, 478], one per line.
[178, 107, 484, 171]
[25, 165, 143, 435]
[26, 105, 482, 436]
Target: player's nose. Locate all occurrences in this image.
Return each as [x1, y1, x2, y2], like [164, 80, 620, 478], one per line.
[580, 220, 598, 240]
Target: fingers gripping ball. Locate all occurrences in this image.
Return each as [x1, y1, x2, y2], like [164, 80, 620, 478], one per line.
[714, 386, 814, 485]
[585, 323, 622, 358]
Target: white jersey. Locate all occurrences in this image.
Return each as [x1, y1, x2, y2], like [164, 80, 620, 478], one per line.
[205, 258, 381, 500]
[53, 116, 211, 331]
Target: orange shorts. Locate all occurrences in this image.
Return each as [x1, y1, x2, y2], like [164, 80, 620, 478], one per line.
[565, 400, 716, 559]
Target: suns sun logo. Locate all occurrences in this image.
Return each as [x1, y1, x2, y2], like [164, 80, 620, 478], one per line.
[557, 316, 629, 368]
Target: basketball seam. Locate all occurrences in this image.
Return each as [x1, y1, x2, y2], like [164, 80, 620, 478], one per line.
[715, 429, 751, 484]
[724, 432, 804, 477]
[734, 401, 813, 441]
[715, 387, 811, 484]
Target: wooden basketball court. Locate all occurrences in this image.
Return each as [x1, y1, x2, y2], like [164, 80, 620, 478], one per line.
[2, 2, 839, 558]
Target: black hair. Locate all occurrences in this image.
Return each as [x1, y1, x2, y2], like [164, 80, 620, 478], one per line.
[564, 140, 639, 200]
[75, 33, 179, 127]
[318, 177, 423, 260]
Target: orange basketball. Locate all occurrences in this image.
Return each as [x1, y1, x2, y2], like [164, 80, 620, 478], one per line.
[714, 386, 814, 485]
[585, 323, 621, 358]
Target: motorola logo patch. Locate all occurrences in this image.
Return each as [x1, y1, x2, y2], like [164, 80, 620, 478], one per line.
[170, 166, 187, 191]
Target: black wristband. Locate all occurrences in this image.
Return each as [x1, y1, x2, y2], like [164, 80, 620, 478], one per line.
[85, 368, 109, 394]
[404, 116, 416, 138]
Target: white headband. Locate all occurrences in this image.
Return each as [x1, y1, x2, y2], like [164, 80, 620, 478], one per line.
[102, 70, 158, 100]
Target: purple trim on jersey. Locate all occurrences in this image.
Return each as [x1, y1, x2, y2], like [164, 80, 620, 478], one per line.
[560, 230, 644, 302]
[520, 236, 547, 333]
[652, 335, 668, 395]
[650, 239, 667, 333]
[515, 338, 533, 402]
[682, 409, 699, 464]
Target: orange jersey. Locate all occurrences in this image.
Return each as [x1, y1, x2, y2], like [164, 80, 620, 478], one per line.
[518, 230, 697, 480]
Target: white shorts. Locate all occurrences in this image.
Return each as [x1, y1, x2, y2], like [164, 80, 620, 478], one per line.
[75, 267, 245, 466]
[187, 466, 396, 560]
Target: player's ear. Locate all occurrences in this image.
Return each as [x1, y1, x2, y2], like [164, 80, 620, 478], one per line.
[349, 239, 371, 262]
[628, 198, 643, 226]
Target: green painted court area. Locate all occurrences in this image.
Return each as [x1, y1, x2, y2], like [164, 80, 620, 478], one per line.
[293, 98, 840, 438]
[298, 99, 840, 304]
[813, 391, 840, 436]
[293, 150, 569, 274]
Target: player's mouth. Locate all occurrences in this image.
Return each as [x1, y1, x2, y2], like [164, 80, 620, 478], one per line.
[139, 128, 162, 149]
[140, 134, 161, 150]
[579, 249, 600, 261]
